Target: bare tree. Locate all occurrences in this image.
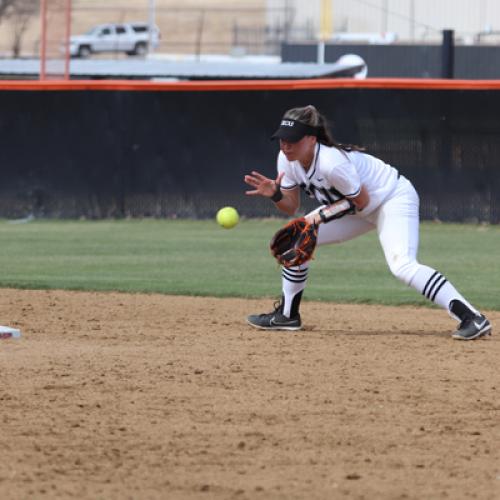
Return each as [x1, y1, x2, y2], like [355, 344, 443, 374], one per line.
[10, 0, 39, 57]
[0, 0, 15, 20]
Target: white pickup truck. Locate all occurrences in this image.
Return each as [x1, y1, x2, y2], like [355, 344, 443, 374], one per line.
[69, 22, 160, 58]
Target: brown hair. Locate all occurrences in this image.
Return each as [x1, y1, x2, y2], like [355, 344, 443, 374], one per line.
[282, 105, 364, 152]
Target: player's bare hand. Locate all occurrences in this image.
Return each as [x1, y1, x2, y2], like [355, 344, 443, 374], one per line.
[244, 171, 284, 198]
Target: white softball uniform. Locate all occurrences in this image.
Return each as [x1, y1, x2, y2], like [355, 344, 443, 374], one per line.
[279, 143, 400, 216]
[277, 143, 477, 320]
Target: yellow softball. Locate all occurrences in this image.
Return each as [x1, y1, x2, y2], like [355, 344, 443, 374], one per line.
[216, 206, 239, 229]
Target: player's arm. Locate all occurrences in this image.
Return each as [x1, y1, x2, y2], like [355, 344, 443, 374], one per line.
[305, 185, 369, 225]
[244, 170, 300, 216]
[351, 185, 369, 211]
[273, 186, 300, 216]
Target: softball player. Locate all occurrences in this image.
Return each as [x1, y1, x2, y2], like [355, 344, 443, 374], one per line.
[244, 105, 491, 340]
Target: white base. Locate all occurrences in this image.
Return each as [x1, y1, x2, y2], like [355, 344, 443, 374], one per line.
[0, 325, 21, 339]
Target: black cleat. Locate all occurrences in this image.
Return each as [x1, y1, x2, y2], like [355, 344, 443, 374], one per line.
[452, 314, 492, 340]
[247, 302, 302, 331]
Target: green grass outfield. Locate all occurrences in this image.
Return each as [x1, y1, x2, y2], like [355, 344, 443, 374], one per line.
[0, 218, 498, 310]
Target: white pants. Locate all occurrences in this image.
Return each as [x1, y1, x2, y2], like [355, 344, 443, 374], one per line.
[281, 176, 477, 319]
[317, 176, 420, 285]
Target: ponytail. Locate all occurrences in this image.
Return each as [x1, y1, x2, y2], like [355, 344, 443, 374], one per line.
[282, 105, 364, 152]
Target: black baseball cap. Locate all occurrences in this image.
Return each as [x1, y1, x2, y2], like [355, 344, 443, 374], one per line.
[271, 119, 319, 143]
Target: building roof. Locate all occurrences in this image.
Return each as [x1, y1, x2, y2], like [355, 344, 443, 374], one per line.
[0, 57, 365, 80]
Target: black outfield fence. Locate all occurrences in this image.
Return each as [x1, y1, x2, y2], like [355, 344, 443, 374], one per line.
[0, 80, 499, 223]
[282, 43, 500, 79]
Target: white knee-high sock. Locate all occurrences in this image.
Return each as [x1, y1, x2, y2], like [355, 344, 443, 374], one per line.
[281, 264, 308, 318]
[409, 265, 479, 320]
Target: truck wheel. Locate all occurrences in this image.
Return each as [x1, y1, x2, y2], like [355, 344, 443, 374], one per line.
[78, 46, 91, 58]
[133, 42, 148, 56]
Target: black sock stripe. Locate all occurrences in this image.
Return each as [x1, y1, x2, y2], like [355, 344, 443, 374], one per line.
[422, 271, 439, 297]
[426, 275, 445, 300]
[431, 279, 447, 302]
[425, 275, 443, 299]
[282, 268, 308, 279]
[282, 266, 308, 274]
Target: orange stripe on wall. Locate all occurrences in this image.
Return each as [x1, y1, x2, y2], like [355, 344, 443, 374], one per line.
[2, 78, 500, 92]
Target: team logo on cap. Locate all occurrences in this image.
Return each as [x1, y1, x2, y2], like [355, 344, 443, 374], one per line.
[281, 120, 295, 127]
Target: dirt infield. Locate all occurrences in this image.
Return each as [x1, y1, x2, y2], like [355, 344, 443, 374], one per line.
[1, 289, 499, 500]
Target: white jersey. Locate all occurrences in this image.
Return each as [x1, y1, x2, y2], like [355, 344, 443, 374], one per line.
[278, 143, 400, 215]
